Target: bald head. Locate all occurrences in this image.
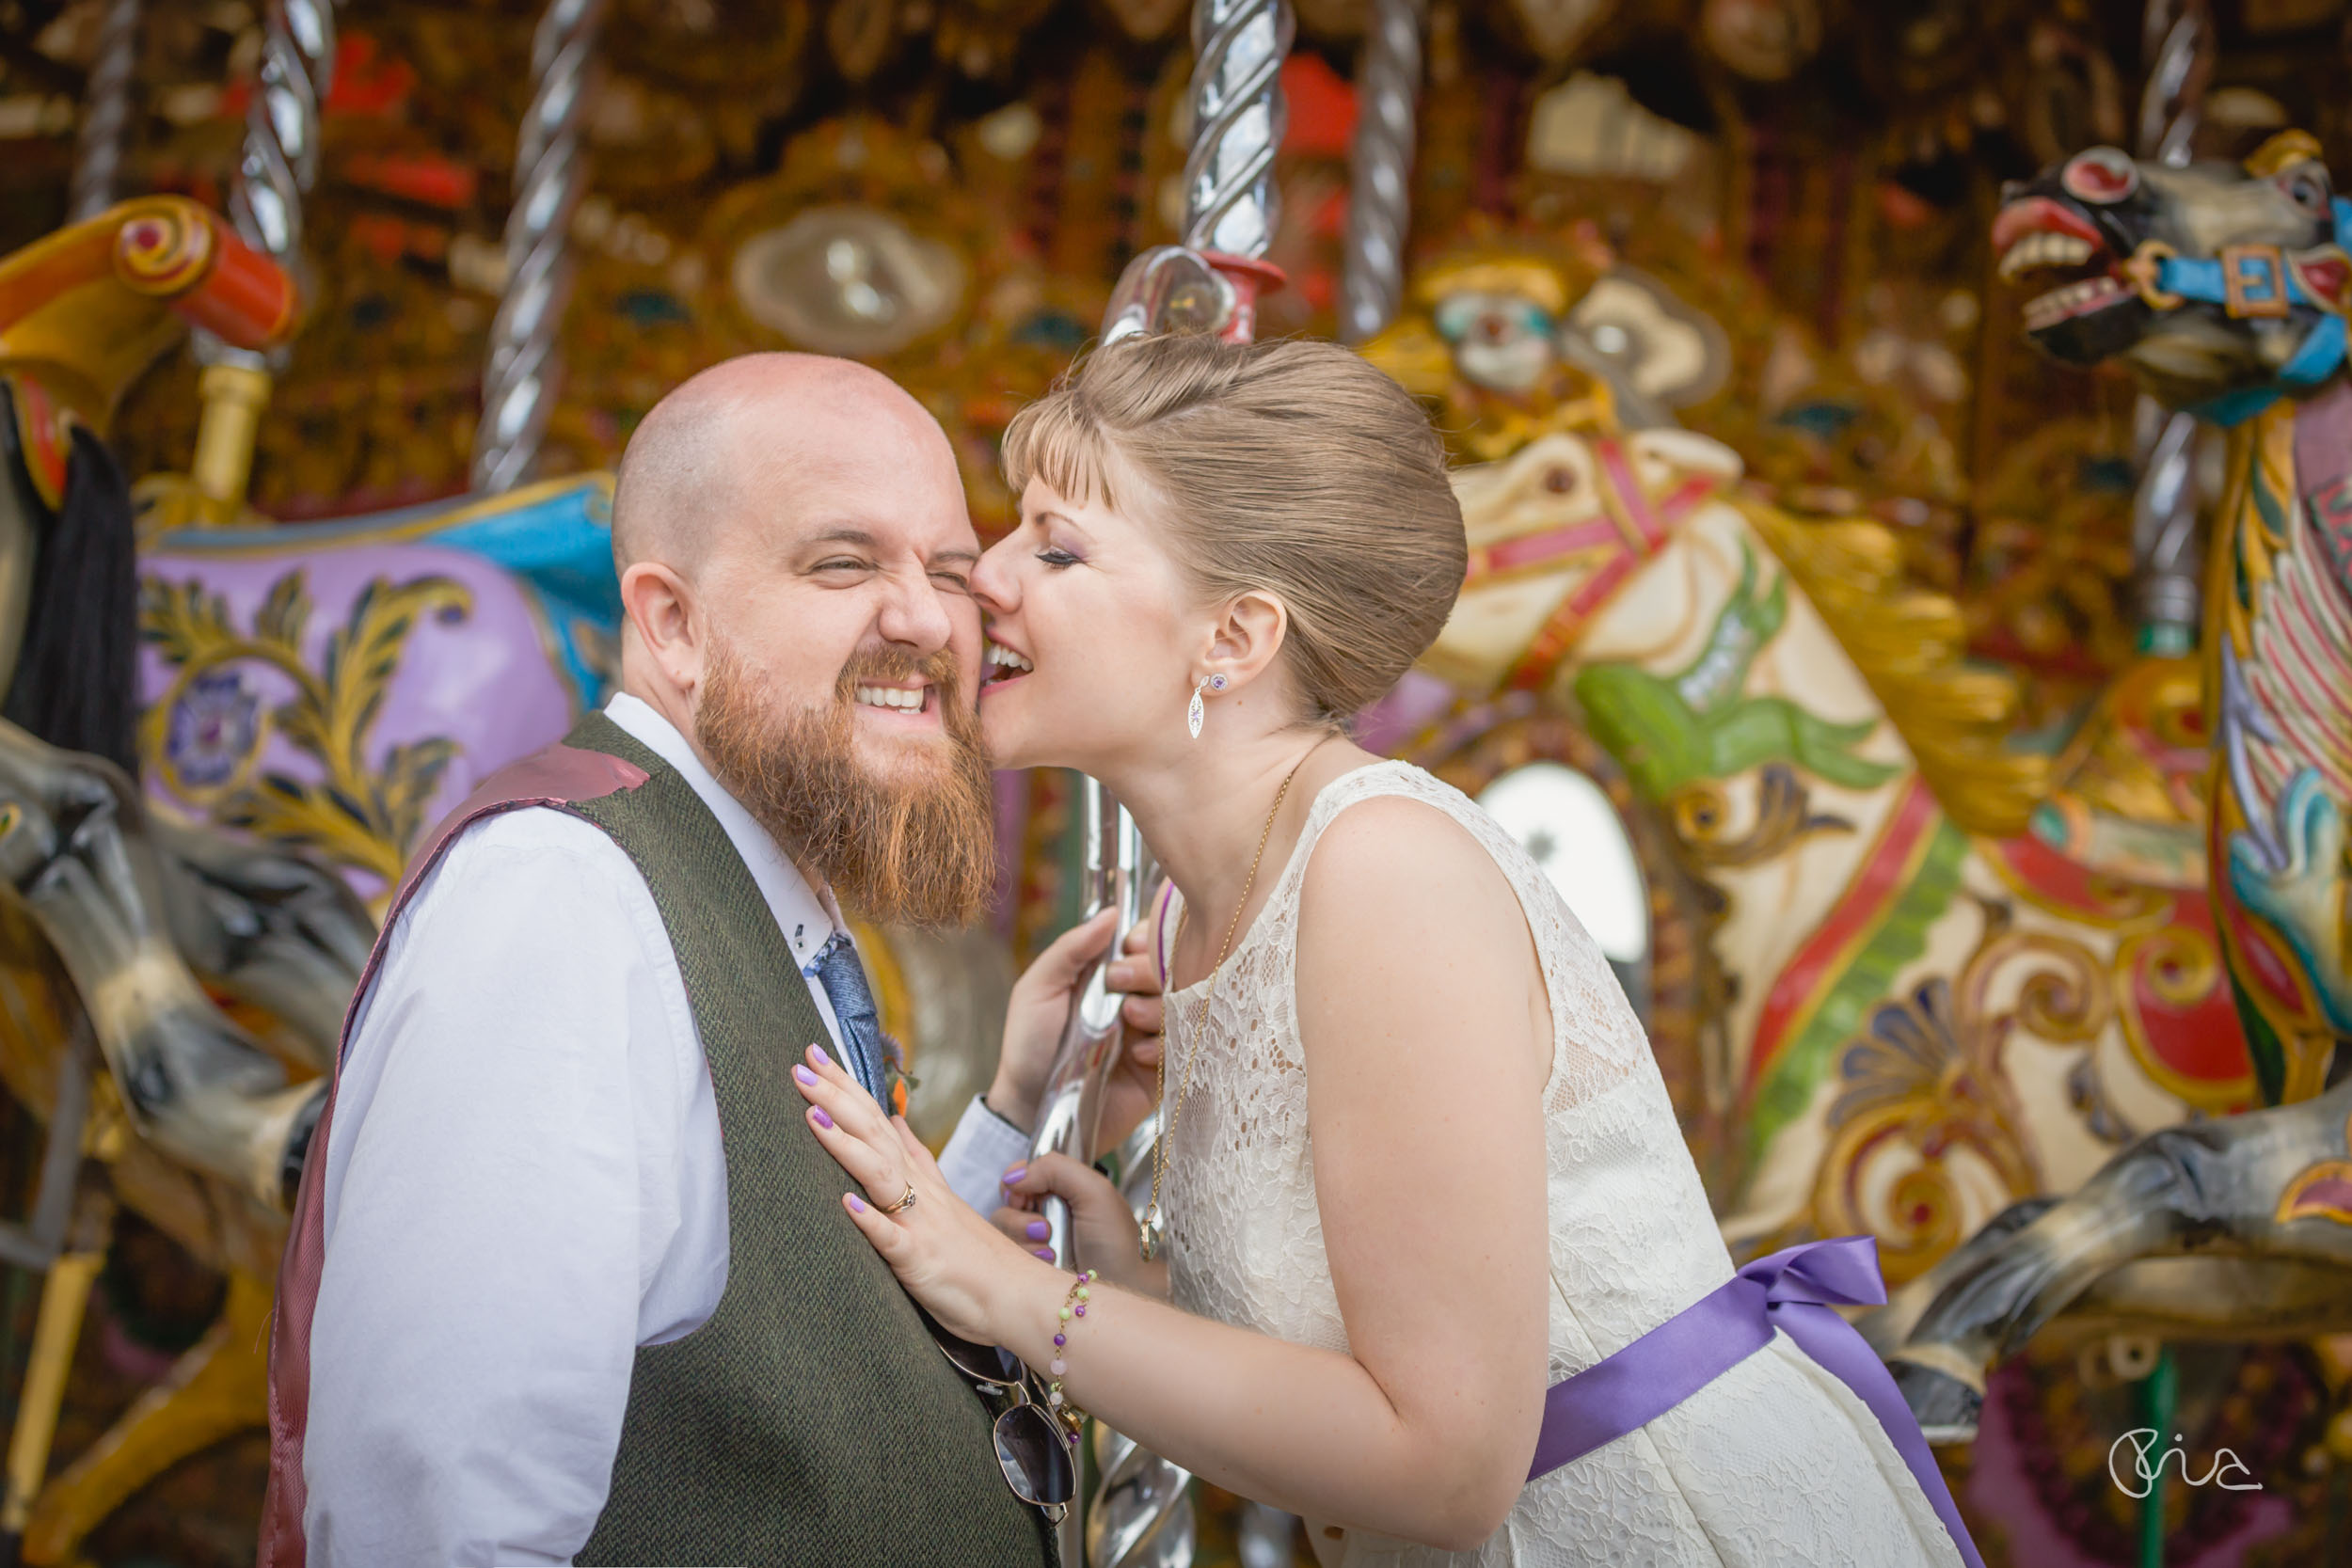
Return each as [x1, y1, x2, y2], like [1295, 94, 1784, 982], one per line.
[612, 352, 950, 575]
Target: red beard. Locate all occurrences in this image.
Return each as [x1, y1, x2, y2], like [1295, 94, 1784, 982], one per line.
[696, 641, 996, 927]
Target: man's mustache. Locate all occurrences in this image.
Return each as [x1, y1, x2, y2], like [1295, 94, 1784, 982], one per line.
[831, 646, 965, 700]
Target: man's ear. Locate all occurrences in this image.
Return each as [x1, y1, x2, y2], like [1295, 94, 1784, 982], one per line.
[620, 560, 705, 696]
[1203, 590, 1289, 691]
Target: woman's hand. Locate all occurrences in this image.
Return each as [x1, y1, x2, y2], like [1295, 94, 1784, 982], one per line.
[989, 1152, 1160, 1294]
[792, 1041, 1050, 1345]
[988, 907, 1167, 1158]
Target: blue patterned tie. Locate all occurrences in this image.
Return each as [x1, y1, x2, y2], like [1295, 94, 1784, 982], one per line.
[810, 931, 888, 1102]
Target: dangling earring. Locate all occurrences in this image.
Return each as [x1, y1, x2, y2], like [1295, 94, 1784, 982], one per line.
[1187, 673, 1229, 740]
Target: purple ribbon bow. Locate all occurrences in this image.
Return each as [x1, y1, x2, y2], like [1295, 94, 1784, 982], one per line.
[1529, 1235, 1983, 1568]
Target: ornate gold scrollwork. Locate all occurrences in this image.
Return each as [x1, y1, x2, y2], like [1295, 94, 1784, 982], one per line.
[1816, 906, 2107, 1283]
[113, 207, 215, 296]
[140, 570, 473, 887]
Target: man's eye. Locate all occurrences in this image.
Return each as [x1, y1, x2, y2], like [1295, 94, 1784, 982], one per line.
[816, 558, 869, 573]
[930, 571, 973, 593]
[1038, 548, 1081, 569]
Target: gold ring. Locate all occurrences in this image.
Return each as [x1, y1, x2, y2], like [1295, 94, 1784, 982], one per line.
[882, 1182, 917, 1214]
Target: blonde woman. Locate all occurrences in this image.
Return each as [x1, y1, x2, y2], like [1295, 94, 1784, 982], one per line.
[791, 334, 1979, 1567]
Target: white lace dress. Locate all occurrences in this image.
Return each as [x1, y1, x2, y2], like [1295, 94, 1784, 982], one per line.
[1157, 762, 1964, 1568]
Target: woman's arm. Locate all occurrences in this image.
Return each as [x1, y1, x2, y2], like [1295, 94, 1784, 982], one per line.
[1290, 796, 1554, 1532]
[795, 798, 1553, 1549]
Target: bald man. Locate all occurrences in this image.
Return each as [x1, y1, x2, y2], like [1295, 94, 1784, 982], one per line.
[261, 356, 1060, 1568]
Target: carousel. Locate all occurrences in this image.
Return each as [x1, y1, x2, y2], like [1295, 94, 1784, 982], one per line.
[0, 0, 2347, 1563]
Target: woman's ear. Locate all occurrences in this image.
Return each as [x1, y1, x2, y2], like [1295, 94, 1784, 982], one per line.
[1205, 590, 1289, 691]
[620, 560, 705, 696]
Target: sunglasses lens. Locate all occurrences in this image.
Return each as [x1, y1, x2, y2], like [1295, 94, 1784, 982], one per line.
[994, 1405, 1074, 1507]
[915, 1306, 1069, 1516]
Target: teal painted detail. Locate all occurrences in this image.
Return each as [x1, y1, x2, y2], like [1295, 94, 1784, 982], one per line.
[2225, 768, 2352, 1043]
[2185, 315, 2347, 426]
[437, 481, 621, 710]
[2136, 1347, 2177, 1568]
[2239, 466, 2290, 618]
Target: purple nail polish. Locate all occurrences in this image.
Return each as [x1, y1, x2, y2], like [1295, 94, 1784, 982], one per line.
[1033, 1247, 1055, 1260]
[849, 1194, 867, 1212]
[793, 1065, 818, 1085]
[811, 1106, 834, 1130]
[1003, 1164, 1026, 1185]
[1025, 1219, 1050, 1241]
[810, 1042, 833, 1068]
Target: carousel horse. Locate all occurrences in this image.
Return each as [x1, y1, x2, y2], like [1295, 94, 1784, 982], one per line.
[1850, 131, 2352, 1439]
[0, 197, 355, 1562]
[1378, 275, 2254, 1305]
[0, 200, 351, 1214]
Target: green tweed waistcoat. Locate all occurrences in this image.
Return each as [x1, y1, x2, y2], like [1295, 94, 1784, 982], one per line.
[560, 712, 1055, 1568]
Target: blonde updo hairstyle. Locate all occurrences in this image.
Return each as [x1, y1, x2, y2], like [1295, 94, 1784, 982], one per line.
[1000, 333, 1467, 728]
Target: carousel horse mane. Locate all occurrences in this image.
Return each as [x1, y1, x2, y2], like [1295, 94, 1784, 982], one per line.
[0, 386, 140, 777]
[1733, 498, 2046, 839]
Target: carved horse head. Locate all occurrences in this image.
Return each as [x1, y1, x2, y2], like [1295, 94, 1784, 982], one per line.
[1995, 131, 2350, 421]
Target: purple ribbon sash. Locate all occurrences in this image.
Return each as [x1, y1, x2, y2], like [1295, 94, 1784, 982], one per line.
[1530, 1236, 1984, 1568]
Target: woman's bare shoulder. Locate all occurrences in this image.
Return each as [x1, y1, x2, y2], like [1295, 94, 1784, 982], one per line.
[1291, 783, 1549, 1101]
[1295, 788, 1527, 967]
[1308, 784, 1484, 867]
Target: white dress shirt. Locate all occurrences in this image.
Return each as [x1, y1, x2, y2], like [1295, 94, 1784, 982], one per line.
[304, 692, 1026, 1566]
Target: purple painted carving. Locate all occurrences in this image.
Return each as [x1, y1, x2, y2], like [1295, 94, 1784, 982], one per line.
[140, 542, 578, 902]
[2294, 377, 2352, 591]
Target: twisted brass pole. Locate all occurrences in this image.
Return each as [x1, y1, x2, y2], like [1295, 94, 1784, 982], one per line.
[1181, 0, 1296, 259]
[66, 0, 141, 224]
[230, 0, 338, 267]
[1338, 0, 1424, 344]
[190, 0, 338, 516]
[470, 0, 609, 494]
[2123, 8, 2212, 1561]
[2129, 0, 2211, 654]
[1036, 10, 1295, 1563]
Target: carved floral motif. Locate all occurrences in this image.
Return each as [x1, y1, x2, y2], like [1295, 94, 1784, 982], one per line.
[142, 570, 473, 886]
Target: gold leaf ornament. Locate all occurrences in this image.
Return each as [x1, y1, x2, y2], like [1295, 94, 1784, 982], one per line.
[141, 570, 475, 888]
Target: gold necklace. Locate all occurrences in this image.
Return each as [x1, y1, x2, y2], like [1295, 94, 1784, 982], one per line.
[1138, 743, 1322, 1259]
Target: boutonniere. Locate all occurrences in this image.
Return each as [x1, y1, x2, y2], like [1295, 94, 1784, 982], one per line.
[879, 1032, 918, 1119]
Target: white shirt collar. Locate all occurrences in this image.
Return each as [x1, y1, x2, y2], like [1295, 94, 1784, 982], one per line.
[604, 691, 846, 970]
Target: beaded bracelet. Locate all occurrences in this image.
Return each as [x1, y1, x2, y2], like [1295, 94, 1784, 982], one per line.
[1045, 1269, 1096, 1423]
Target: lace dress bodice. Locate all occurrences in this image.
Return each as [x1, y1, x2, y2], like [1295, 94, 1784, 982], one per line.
[1157, 763, 1962, 1568]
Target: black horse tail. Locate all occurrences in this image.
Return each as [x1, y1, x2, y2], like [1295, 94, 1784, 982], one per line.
[1, 382, 141, 778]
